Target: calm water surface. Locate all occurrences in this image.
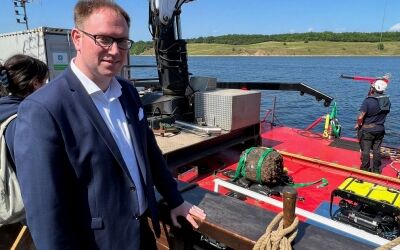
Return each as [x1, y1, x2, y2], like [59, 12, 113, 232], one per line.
[131, 56, 400, 147]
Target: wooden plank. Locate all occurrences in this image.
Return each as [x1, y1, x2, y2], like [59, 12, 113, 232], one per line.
[148, 218, 173, 250]
[279, 150, 400, 185]
[156, 130, 228, 154]
[10, 225, 36, 250]
[0, 223, 23, 250]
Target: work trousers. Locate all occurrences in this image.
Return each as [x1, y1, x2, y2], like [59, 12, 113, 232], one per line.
[358, 130, 384, 173]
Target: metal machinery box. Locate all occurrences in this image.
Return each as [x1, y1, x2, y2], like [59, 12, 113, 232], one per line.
[194, 89, 261, 131]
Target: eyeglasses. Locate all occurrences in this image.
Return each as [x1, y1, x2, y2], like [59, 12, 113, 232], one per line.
[79, 29, 133, 50]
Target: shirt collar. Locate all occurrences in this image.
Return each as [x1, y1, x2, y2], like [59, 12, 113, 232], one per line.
[70, 58, 122, 101]
[105, 78, 122, 102]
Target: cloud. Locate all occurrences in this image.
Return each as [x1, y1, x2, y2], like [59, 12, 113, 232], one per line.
[389, 23, 400, 32]
[289, 29, 295, 34]
[308, 27, 314, 32]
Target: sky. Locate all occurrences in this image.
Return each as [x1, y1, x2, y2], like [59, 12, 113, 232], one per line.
[1, 0, 399, 42]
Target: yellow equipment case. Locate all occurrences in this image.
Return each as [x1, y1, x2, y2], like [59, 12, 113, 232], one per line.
[330, 177, 400, 240]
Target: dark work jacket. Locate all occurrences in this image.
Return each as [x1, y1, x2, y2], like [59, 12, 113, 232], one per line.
[0, 95, 23, 171]
[359, 93, 390, 133]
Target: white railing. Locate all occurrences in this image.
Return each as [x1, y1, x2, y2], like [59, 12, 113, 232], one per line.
[213, 178, 400, 249]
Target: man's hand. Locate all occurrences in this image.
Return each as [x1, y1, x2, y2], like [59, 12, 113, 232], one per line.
[356, 111, 366, 130]
[170, 201, 206, 229]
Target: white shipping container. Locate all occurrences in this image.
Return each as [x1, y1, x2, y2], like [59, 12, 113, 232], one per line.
[0, 27, 76, 80]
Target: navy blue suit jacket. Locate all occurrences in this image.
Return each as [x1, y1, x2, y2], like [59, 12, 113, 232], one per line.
[14, 67, 183, 250]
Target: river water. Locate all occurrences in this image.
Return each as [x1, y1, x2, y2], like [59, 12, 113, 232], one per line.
[130, 56, 400, 147]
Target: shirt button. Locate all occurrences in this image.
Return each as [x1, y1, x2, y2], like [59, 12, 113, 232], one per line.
[130, 186, 136, 191]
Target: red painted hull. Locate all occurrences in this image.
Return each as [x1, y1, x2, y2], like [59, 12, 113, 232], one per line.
[191, 122, 400, 216]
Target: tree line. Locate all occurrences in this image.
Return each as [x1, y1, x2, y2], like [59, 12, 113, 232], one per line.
[131, 32, 400, 54]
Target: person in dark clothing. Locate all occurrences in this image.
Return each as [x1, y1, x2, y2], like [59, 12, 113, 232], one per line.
[0, 54, 48, 249]
[0, 54, 49, 169]
[355, 79, 391, 173]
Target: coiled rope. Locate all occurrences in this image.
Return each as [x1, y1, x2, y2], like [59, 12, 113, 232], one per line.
[253, 212, 299, 250]
[375, 236, 400, 250]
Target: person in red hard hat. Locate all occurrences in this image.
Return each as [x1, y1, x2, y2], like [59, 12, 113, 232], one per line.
[355, 79, 391, 173]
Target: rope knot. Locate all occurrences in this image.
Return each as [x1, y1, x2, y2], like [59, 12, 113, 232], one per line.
[253, 212, 299, 250]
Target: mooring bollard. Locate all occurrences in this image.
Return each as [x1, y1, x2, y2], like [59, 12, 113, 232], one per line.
[282, 186, 297, 229]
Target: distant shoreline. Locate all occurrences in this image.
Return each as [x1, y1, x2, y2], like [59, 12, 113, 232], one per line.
[135, 41, 400, 56]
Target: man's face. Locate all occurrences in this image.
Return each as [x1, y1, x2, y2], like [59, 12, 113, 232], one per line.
[72, 7, 129, 87]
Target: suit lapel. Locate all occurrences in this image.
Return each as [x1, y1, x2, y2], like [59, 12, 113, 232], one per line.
[65, 69, 134, 183]
[119, 85, 148, 185]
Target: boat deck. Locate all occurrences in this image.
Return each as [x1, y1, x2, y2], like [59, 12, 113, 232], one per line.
[151, 122, 400, 248]
[190, 123, 400, 208]
[155, 181, 375, 250]
[261, 124, 400, 186]
[172, 123, 400, 247]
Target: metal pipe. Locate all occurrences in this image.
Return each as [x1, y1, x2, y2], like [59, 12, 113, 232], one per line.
[271, 96, 276, 126]
[175, 120, 222, 135]
[22, 1, 29, 30]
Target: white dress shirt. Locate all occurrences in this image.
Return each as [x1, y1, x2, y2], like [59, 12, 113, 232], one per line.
[71, 59, 147, 214]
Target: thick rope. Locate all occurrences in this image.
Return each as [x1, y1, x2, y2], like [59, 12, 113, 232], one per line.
[253, 212, 299, 250]
[375, 236, 400, 250]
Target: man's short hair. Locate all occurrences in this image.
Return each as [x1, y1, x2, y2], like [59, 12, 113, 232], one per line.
[74, 0, 131, 29]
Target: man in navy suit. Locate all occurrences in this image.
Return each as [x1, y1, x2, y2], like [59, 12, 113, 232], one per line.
[14, 1, 205, 249]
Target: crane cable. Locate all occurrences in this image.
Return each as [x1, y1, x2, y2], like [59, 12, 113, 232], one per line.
[379, 0, 388, 46]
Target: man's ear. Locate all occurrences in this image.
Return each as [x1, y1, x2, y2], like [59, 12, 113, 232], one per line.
[71, 28, 82, 51]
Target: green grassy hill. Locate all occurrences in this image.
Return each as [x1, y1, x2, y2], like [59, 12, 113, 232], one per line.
[140, 41, 400, 56]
